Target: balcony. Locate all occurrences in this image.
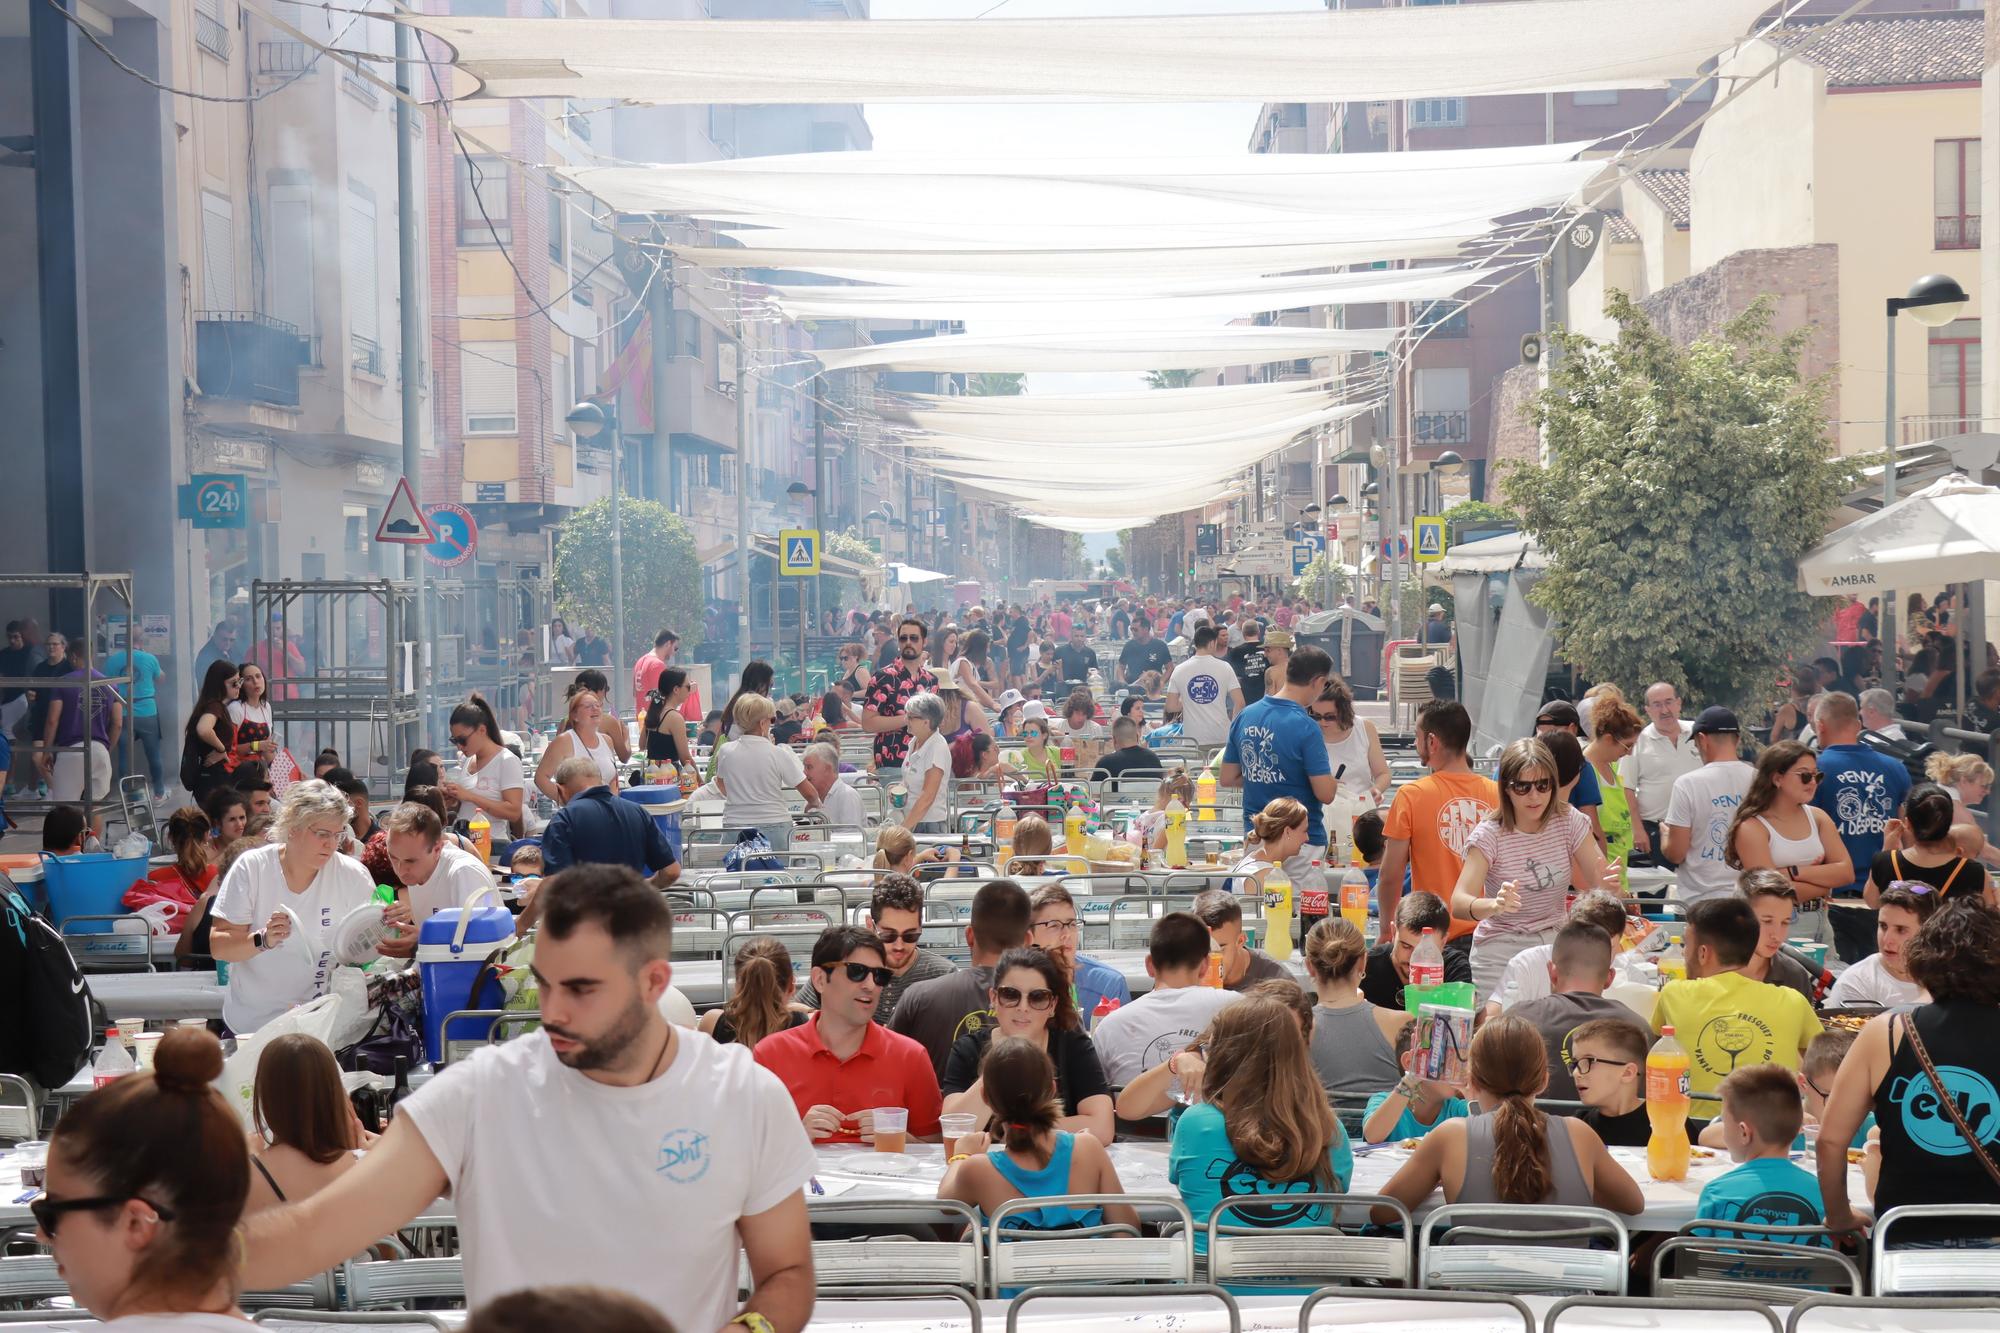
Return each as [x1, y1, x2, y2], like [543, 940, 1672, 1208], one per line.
[1902, 413, 1981, 445]
[352, 334, 383, 378]
[1936, 214, 1981, 250]
[1414, 410, 1470, 445]
[195, 10, 231, 59]
[195, 312, 309, 408]
[258, 41, 310, 76]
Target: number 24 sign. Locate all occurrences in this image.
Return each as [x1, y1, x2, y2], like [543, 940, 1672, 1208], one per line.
[179, 474, 247, 529]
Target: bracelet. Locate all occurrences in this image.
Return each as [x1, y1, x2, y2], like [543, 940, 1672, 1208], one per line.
[947, 1153, 971, 1164]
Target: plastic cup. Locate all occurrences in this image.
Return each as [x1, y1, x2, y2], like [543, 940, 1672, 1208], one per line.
[114, 1019, 144, 1050]
[132, 1031, 164, 1070]
[16, 1141, 49, 1191]
[939, 1112, 980, 1152]
[871, 1106, 910, 1153]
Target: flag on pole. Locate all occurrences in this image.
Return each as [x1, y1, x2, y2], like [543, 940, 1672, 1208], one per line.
[597, 312, 654, 433]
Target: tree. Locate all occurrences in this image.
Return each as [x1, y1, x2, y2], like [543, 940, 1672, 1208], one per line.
[1104, 546, 1127, 577]
[1502, 293, 1859, 710]
[824, 528, 883, 614]
[1293, 551, 1348, 609]
[1143, 369, 1200, 390]
[1442, 499, 1514, 534]
[554, 497, 704, 666]
[967, 372, 1026, 397]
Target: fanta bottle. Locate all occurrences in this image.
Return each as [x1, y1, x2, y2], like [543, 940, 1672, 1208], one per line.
[1340, 864, 1371, 936]
[1263, 863, 1294, 961]
[1658, 935, 1687, 983]
[1195, 768, 1218, 821]
[1164, 798, 1189, 869]
[1647, 1025, 1692, 1181]
[1063, 804, 1087, 853]
[469, 811, 493, 864]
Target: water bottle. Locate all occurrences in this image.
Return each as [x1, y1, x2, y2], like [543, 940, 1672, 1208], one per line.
[92, 1028, 137, 1088]
[1409, 927, 1445, 991]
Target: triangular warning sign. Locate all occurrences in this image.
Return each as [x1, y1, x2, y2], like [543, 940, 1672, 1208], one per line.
[376, 477, 436, 544]
[787, 537, 813, 566]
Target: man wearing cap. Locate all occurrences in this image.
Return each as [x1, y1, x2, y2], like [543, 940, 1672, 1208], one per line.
[1661, 708, 1756, 905]
[1165, 624, 1243, 747]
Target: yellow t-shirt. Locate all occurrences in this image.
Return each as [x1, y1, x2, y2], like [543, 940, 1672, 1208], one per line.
[1651, 971, 1824, 1099]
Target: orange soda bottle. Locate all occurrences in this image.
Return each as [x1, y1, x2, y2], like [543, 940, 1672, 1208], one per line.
[1646, 1025, 1692, 1181]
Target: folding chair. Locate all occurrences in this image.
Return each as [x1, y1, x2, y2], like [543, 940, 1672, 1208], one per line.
[1204, 1194, 1412, 1289]
[340, 1256, 465, 1310]
[814, 1286, 981, 1333]
[239, 1270, 340, 1312]
[1547, 1295, 1782, 1333]
[1873, 1205, 2000, 1296]
[986, 1194, 1193, 1297]
[1786, 1294, 2000, 1333]
[115, 775, 159, 849]
[1653, 1221, 1862, 1305]
[1006, 1283, 1238, 1333]
[807, 1200, 983, 1294]
[0, 1316, 96, 1329]
[1105, 893, 1199, 951]
[254, 1314, 453, 1329]
[0, 1076, 37, 1146]
[666, 907, 731, 961]
[59, 919, 162, 974]
[1418, 1203, 1630, 1296]
[434, 1009, 536, 1065]
[1298, 1286, 1534, 1333]
[0, 1257, 63, 1310]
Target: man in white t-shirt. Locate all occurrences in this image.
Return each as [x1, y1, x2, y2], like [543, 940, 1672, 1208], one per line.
[1093, 911, 1241, 1090]
[1483, 890, 1633, 1018]
[803, 741, 865, 831]
[1662, 707, 1757, 904]
[1165, 624, 1244, 747]
[1824, 884, 1928, 1009]
[382, 800, 497, 922]
[241, 864, 817, 1332]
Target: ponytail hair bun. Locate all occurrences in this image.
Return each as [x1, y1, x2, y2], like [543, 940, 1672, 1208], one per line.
[151, 1027, 225, 1093]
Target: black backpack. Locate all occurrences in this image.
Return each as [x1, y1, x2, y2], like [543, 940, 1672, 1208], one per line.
[0, 880, 95, 1091]
[1860, 728, 1938, 791]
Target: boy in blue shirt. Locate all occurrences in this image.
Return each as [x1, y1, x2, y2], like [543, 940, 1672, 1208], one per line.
[1696, 1063, 1829, 1246]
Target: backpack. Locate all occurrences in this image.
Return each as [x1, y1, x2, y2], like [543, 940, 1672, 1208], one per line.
[1860, 728, 1938, 791]
[0, 883, 95, 1090]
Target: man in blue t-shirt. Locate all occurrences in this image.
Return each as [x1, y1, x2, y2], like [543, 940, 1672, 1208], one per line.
[1222, 645, 1336, 905]
[1809, 692, 1910, 965]
[104, 644, 164, 795]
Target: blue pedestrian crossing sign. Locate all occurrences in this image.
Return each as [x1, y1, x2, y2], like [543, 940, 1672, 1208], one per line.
[1291, 543, 1314, 575]
[779, 529, 820, 576]
[1413, 516, 1446, 564]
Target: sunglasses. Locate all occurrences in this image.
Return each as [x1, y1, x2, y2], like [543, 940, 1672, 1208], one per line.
[1310, 709, 1342, 722]
[837, 961, 894, 987]
[449, 731, 474, 748]
[1793, 770, 1823, 785]
[897, 633, 924, 644]
[995, 985, 1057, 1010]
[31, 1194, 174, 1236]
[1507, 777, 1554, 795]
[875, 928, 925, 945]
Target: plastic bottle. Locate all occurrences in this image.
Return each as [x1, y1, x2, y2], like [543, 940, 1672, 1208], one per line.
[1658, 935, 1687, 984]
[92, 1028, 136, 1088]
[1091, 994, 1121, 1029]
[1195, 768, 1218, 821]
[1409, 927, 1445, 991]
[469, 811, 492, 864]
[1063, 803, 1088, 854]
[995, 799, 1017, 863]
[1263, 862, 1294, 962]
[1207, 933, 1227, 988]
[1164, 797, 1189, 869]
[1340, 864, 1372, 936]
[1646, 1025, 1693, 1181]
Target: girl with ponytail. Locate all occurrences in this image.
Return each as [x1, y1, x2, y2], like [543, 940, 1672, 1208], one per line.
[938, 1036, 1136, 1243]
[37, 1027, 251, 1325]
[441, 691, 526, 836]
[700, 937, 808, 1047]
[1373, 1014, 1642, 1225]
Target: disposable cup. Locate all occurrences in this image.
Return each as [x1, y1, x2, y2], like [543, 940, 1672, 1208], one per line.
[939, 1112, 980, 1151]
[15, 1141, 49, 1191]
[114, 1019, 144, 1049]
[132, 1031, 164, 1070]
[871, 1106, 909, 1153]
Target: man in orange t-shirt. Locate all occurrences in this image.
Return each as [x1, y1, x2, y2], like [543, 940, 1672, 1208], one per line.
[1380, 700, 1497, 939]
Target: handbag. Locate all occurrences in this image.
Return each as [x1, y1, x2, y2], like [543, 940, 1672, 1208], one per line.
[1902, 1011, 2000, 1192]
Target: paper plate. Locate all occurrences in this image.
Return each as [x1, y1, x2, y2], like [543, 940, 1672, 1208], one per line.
[332, 902, 391, 965]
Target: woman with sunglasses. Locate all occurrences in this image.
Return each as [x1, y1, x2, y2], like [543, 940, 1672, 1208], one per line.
[439, 692, 525, 840]
[1723, 740, 1853, 935]
[940, 946, 1115, 1142]
[1452, 737, 1611, 1004]
[181, 659, 240, 806]
[34, 1026, 251, 1328]
[1007, 712, 1061, 784]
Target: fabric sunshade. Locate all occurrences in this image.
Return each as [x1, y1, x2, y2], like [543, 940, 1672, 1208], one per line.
[896, 379, 1338, 414]
[1798, 475, 2000, 594]
[816, 326, 1395, 374]
[883, 402, 1372, 457]
[408, 0, 1770, 103]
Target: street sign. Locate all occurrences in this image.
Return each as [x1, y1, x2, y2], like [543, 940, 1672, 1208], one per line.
[474, 482, 508, 504]
[1300, 532, 1326, 554]
[1413, 516, 1446, 563]
[180, 474, 247, 529]
[1380, 535, 1409, 560]
[924, 508, 947, 526]
[1195, 524, 1220, 558]
[423, 502, 478, 567]
[1291, 543, 1314, 575]
[376, 478, 436, 545]
[779, 528, 821, 576]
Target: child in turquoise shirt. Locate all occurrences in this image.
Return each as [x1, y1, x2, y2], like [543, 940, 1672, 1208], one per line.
[1696, 1064, 1829, 1246]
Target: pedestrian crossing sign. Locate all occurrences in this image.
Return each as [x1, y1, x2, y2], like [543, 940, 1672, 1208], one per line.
[780, 529, 820, 576]
[1413, 516, 1446, 564]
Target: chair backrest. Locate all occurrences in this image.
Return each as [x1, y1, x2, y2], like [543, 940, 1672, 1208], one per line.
[1550, 1295, 1782, 1333]
[1419, 1203, 1631, 1296]
[0, 1316, 98, 1329]
[812, 1285, 981, 1333]
[239, 1269, 341, 1312]
[1873, 1205, 2000, 1296]
[0, 1255, 64, 1307]
[807, 1199, 983, 1292]
[720, 929, 824, 999]
[1297, 1287, 1534, 1333]
[986, 1194, 1193, 1297]
[340, 1256, 465, 1310]
[1654, 1222, 1862, 1304]
[666, 906, 730, 960]
[1105, 894, 1199, 951]
[1205, 1193, 1412, 1288]
[0, 1074, 37, 1145]
[252, 1313, 452, 1329]
[1785, 1294, 2000, 1333]
[1005, 1283, 1238, 1333]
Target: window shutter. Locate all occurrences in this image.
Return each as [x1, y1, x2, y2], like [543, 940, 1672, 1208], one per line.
[201, 192, 235, 310]
[344, 192, 379, 347]
[462, 342, 517, 434]
[269, 186, 314, 335]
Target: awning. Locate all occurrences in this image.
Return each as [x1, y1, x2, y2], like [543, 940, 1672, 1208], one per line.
[816, 326, 1395, 375]
[889, 563, 949, 585]
[1798, 474, 2000, 595]
[1436, 532, 1547, 575]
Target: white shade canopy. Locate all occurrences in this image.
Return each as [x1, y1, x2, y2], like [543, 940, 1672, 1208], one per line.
[898, 379, 1336, 414]
[817, 326, 1395, 374]
[889, 400, 1369, 449]
[1798, 475, 2000, 595]
[410, 0, 1770, 104]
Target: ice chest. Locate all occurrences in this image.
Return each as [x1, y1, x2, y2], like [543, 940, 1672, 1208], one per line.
[619, 784, 684, 861]
[417, 887, 517, 1064]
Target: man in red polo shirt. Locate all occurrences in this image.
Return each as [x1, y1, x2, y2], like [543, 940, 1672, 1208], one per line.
[753, 925, 943, 1144]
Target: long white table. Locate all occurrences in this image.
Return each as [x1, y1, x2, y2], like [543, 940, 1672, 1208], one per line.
[84, 970, 224, 1021]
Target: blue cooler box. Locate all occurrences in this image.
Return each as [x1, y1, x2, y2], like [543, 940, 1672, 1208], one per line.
[417, 887, 517, 1064]
[619, 784, 684, 861]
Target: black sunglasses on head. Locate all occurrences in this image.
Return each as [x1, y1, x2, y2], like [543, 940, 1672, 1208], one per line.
[32, 1194, 174, 1236]
[836, 961, 893, 986]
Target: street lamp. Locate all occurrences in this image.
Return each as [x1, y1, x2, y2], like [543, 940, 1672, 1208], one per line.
[785, 481, 815, 501]
[566, 398, 624, 714]
[1880, 274, 1971, 702]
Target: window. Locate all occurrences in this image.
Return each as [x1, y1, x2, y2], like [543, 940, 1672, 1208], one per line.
[674, 310, 702, 358]
[1408, 98, 1464, 129]
[200, 191, 235, 310]
[1927, 318, 1981, 429]
[547, 188, 565, 263]
[457, 155, 509, 246]
[1416, 300, 1470, 338]
[1935, 139, 1981, 250]
[462, 341, 518, 434]
[552, 351, 570, 434]
[194, 0, 230, 58]
[1274, 103, 1306, 128]
[1414, 367, 1471, 446]
[268, 183, 314, 340]
[345, 186, 381, 373]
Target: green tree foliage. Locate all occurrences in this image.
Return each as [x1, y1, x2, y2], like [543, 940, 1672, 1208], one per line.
[1442, 499, 1515, 534]
[1502, 294, 1859, 710]
[967, 372, 1027, 397]
[1293, 551, 1348, 609]
[554, 497, 704, 661]
[1144, 369, 1200, 390]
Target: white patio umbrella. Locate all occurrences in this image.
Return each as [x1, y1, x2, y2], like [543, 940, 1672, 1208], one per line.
[1797, 474, 2000, 596]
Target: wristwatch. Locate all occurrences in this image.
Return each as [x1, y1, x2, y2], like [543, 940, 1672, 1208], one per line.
[731, 1314, 775, 1333]
[251, 929, 268, 951]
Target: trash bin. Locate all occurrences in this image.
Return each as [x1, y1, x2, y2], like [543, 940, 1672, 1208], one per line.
[620, 784, 685, 862]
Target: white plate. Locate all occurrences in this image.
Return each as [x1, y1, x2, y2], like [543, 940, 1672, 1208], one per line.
[332, 902, 391, 965]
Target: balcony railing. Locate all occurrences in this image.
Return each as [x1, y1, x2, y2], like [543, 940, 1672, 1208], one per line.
[195, 10, 231, 58]
[1414, 410, 1470, 445]
[352, 334, 383, 377]
[1902, 412, 1981, 445]
[258, 40, 310, 76]
[195, 312, 309, 408]
[1936, 214, 1981, 250]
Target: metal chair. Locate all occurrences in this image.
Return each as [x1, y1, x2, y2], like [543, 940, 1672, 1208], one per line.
[1785, 1294, 2000, 1333]
[58, 918, 161, 973]
[1873, 1204, 2000, 1296]
[254, 1314, 453, 1329]
[1204, 1193, 1412, 1289]
[433, 1009, 536, 1064]
[340, 1255, 465, 1310]
[1546, 1295, 1782, 1333]
[1006, 1283, 1238, 1333]
[814, 1285, 980, 1333]
[1298, 1286, 1534, 1333]
[0, 1075, 37, 1145]
[0, 1257, 63, 1310]
[1418, 1203, 1630, 1296]
[807, 1199, 983, 1294]
[1105, 893, 1199, 950]
[239, 1270, 341, 1312]
[1653, 1221, 1863, 1304]
[986, 1194, 1193, 1297]
[0, 1315, 95, 1329]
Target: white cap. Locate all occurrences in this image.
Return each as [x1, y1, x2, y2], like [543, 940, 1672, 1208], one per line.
[994, 688, 1025, 712]
[1021, 700, 1051, 722]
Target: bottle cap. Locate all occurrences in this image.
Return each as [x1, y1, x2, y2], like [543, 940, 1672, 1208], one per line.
[1660, 1025, 1675, 1036]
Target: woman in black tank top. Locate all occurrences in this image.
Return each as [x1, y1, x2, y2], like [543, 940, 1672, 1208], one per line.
[1819, 899, 2000, 1243]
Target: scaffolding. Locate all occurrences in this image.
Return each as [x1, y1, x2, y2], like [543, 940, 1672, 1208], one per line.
[0, 572, 135, 837]
[250, 579, 419, 799]
[424, 573, 557, 736]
